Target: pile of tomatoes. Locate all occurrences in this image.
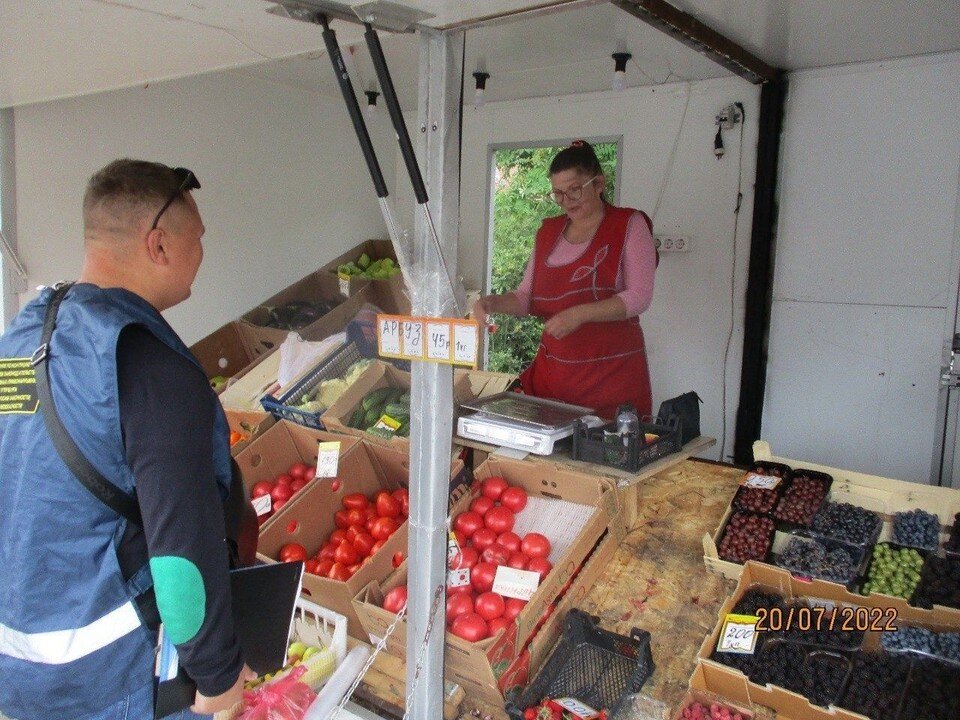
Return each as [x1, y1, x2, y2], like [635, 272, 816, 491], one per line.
[522, 701, 608, 720]
[276, 487, 409, 582]
[250, 462, 317, 525]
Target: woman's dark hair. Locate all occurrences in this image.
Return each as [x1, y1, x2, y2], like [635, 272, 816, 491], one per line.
[549, 140, 606, 200]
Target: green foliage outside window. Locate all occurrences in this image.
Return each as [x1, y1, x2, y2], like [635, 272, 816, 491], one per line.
[487, 143, 619, 375]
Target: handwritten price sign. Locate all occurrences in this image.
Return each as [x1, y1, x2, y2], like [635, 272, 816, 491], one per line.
[377, 314, 479, 367]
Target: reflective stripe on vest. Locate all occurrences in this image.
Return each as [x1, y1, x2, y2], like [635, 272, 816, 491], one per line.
[0, 600, 141, 664]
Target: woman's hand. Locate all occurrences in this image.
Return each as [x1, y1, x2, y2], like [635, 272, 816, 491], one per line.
[472, 295, 494, 324]
[544, 306, 586, 339]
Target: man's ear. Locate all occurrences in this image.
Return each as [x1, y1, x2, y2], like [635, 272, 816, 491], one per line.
[144, 227, 170, 266]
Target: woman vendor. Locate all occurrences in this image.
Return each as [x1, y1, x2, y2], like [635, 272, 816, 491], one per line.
[474, 140, 657, 418]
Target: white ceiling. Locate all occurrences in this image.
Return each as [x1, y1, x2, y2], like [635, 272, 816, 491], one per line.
[2, 0, 959, 110]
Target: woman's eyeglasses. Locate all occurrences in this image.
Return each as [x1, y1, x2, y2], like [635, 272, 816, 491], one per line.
[150, 167, 201, 231]
[549, 175, 598, 204]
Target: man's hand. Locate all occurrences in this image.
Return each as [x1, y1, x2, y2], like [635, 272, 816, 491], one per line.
[191, 664, 257, 715]
[543, 306, 586, 339]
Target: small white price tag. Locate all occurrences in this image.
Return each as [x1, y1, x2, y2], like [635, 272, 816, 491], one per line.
[453, 322, 479, 366]
[251, 494, 272, 517]
[401, 321, 424, 358]
[492, 566, 541, 600]
[743, 472, 781, 490]
[447, 568, 470, 588]
[338, 275, 351, 297]
[379, 317, 401, 356]
[716, 614, 759, 654]
[316, 441, 341, 478]
[426, 322, 451, 361]
[553, 698, 599, 719]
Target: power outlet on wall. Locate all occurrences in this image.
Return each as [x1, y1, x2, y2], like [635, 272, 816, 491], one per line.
[654, 236, 691, 253]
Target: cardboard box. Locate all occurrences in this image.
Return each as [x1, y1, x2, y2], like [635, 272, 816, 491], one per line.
[694, 561, 960, 720]
[256, 437, 463, 638]
[322, 239, 410, 314]
[233, 420, 361, 530]
[225, 408, 276, 456]
[351, 456, 622, 696]
[703, 440, 960, 592]
[190, 320, 273, 386]
[321, 361, 516, 447]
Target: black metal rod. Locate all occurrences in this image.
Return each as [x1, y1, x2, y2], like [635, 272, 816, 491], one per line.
[319, 17, 389, 198]
[733, 73, 789, 464]
[364, 23, 429, 205]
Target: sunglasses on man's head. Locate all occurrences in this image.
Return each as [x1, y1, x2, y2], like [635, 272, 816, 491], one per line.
[150, 167, 201, 231]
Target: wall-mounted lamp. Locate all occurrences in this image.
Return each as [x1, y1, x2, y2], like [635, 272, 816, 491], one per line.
[473, 70, 490, 109]
[365, 88, 380, 115]
[612, 51, 631, 91]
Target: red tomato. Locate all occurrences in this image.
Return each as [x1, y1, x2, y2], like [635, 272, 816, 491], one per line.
[383, 586, 408, 614]
[449, 546, 479, 570]
[352, 532, 375, 558]
[345, 508, 366, 527]
[319, 542, 338, 561]
[275, 474, 293, 487]
[343, 493, 369, 511]
[334, 540, 359, 566]
[289, 462, 309, 479]
[392, 552, 405, 568]
[329, 529, 348, 545]
[328, 562, 351, 581]
[346, 563, 360, 577]
[484, 506, 515, 535]
[366, 517, 378, 533]
[304, 559, 320, 575]
[371, 539, 386, 555]
[364, 505, 378, 522]
[316, 559, 333, 577]
[481, 476, 509, 501]
[474, 591, 505, 621]
[446, 592, 474, 621]
[521, 533, 551, 559]
[500, 486, 528, 513]
[345, 525, 363, 543]
[481, 543, 511, 566]
[453, 511, 484, 539]
[506, 552, 528, 570]
[488, 617, 511, 637]
[375, 491, 401, 518]
[334, 510, 350, 530]
[447, 584, 473, 596]
[392, 488, 410, 516]
[304, 466, 317, 481]
[450, 613, 489, 642]
[470, 496, 495, 516]
[270, 484, 293, 503]
[370, 517, 398, 541]
[497, 532, 522, 553]
[290, 478, 308, 493]
[526, 557, 553, 582]
[251, 481, 274, 498]
[272, 498, 288, 512]
[330, 479, 341, 492]
[471, 527, 497, 552]
[471, 562, 497, 593]
[503, 598, 527, 621]
[279, 543, 308, 563]
[454, 529, 469, 548]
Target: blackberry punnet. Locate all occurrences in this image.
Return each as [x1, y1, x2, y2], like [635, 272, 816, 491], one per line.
[811, 501, 882, 545]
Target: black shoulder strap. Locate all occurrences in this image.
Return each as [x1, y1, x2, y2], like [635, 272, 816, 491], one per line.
[33, 283, 143, 526]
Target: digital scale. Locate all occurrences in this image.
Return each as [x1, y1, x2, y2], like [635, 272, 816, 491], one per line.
[457, 393, 604, 455]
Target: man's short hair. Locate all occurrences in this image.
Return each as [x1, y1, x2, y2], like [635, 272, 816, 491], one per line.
[83, 159, 187, 232]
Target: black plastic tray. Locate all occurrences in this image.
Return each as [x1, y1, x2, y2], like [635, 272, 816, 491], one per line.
[859, 541, 927, 605]
[772, 470, 833, 531]
[716, 511, 777, 566]
[572, 415, 681, 473]
[774, 532, 869, 589]
[749, 460, 793, 479]
[505, 609, 654, 720]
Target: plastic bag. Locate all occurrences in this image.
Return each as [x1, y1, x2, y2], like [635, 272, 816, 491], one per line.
[239, 666, 317, 720]
[277, 332, 346, 389]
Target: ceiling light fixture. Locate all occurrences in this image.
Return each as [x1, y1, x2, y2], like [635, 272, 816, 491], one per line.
[612, 51, 631, 91]
[473, 70, 490, 109]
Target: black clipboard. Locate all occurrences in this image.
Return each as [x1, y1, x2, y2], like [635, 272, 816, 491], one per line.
[154, 561, 304, 719]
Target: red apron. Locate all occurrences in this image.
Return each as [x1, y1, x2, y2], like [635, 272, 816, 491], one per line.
[519, 205, 652, 419]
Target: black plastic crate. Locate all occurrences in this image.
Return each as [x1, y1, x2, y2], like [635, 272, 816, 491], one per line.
[260, 341, 364, 430]
[571, 415, 681, 473]
[505, 609, 654, 720]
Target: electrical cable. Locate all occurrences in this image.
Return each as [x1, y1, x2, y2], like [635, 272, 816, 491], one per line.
[719, 102, 746, 462]
[651, 82, 691, 222]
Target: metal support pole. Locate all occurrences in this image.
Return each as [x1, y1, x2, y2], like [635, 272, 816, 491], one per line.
[406, 27, 463, 719]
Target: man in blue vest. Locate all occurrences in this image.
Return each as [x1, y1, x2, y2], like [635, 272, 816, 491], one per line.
[0, 160, 254, 719]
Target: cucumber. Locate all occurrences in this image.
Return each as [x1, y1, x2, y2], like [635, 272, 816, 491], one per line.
[383, 402, 410, 420]
[348, 406, 366, 428]
[361, 387, 393, 412]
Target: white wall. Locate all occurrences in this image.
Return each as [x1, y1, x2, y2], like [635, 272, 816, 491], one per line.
[442, 78, 761, 461]
[11, 69, 392, 345]
[764, 52, 960, 481]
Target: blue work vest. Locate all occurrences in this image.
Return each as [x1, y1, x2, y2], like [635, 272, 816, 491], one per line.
[0, 283, 232, 720]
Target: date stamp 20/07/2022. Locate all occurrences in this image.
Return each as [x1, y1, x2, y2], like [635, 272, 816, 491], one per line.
[755, 605, 899, 633]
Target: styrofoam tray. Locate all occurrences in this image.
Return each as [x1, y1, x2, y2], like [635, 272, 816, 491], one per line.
[512, 495, 595, 564]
